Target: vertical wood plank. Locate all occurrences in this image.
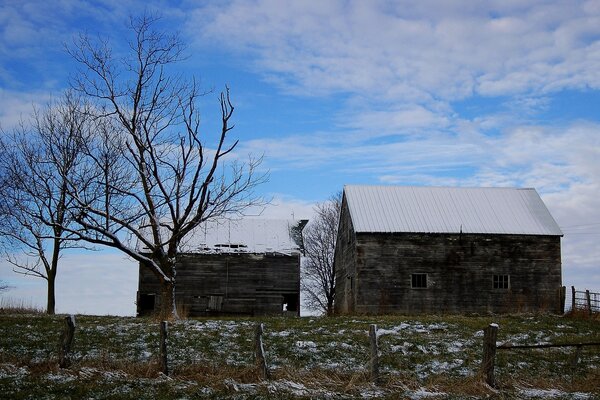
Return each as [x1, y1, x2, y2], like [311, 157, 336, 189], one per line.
[586, 290, 592, 316]
[369, 324, 380, 385]
[571, 286, 576, 311]
[255, 323, 270, 380]
[481, 323, 498, 387]
[58, 315, 76, 368]
[160, 321, 169, 376]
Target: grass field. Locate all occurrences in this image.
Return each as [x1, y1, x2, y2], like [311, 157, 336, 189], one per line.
[0, 311, 598, 399]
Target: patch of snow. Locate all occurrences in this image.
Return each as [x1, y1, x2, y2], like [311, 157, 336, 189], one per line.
[446, 340, 464, 353]
[0, 363, 29, 379]
[296, 340, 317, 350]
[360, 387, 387, 398]
[409, 388, 447, 399]
[267, 380, 309, 396]
[518, 387, 593, 399]
[44, 371, 77, 383]
[271, 330, 292, 337]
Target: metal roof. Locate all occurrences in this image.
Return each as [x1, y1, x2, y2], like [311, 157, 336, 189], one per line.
[179, 218, 307, 255]
[344, 185, 562, 236]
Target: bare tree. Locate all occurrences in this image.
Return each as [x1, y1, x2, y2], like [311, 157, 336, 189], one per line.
[0, 280, 10, 293]
[64, 14, 265, 318]
[0, 92, 89, 314]
[301, 193, 341, 315]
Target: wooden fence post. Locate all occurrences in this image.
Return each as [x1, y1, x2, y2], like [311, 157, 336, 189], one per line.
[58, 315, 76, 368]
[571, 345, 582, 370]
[559, 286, 566, 314]
[255, 323, 270, 380]
[159, 321, 169, 376]
[369, 324, 380, 385]
[481, 323, 498, 387]
[571, 286, 576, 311]
[586, 290, 592, 316]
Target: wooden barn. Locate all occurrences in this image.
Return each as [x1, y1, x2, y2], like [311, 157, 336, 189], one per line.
[137, 219, 307, 317]
[334, 185, 563, 315]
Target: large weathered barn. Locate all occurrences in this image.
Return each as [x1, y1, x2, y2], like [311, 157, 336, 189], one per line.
[334, 185, 563, 314]
[137, 219, 307, 317]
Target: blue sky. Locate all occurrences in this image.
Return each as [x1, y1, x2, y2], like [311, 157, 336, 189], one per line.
[1, 0, 599, 315]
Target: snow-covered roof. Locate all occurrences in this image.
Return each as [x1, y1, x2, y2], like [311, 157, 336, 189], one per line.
[177, 218, 308, 255]
[344, 185, 562, 236]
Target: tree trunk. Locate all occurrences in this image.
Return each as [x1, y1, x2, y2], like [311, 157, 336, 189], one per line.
[47, 273, 56, 315]
[327, 298, 334, 316]
[159, 281, 176, 319]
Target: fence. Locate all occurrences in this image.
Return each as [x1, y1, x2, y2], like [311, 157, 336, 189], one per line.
[56, 317, 598, 387]
[481, 323, 600, 387]
[565, 286, 600, 315]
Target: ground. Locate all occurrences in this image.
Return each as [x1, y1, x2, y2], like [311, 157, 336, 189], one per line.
[0, 312, 598, 399]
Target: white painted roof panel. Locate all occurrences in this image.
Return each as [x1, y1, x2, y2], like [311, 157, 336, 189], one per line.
[138, 219, 306, 255]
[344, 185, 562, 235]
[179, 219, 305, 254]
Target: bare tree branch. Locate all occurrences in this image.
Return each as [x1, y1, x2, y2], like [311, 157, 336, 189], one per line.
[301, 193, 341, 315]
[0, 92, 91, 314]
[63, 13, 267, 319]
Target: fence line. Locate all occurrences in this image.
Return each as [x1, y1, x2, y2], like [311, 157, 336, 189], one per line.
[53, 318, 597, 386]
[480, 322, 600, 387]
[568, 286, 600, 314]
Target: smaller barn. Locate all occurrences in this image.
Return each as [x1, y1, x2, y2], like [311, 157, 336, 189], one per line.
[334, 185, 563, 315]
[137, 219, 307, 317]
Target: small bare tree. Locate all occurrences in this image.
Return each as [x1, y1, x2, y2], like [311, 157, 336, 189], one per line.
[0, 92, 89, 314]
[0, 280, 10, 293]
[64, 14, 265, 318]
[301, 193, 341, 315]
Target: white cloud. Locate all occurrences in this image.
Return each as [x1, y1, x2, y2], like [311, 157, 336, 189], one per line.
[0, 89, 55, 130]
[190, 1, 600, 102]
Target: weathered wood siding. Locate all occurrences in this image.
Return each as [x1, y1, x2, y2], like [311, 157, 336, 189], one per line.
[334, 194, 357, 314]
[334, 198, 563, 314]
[137, 253, 300, 317]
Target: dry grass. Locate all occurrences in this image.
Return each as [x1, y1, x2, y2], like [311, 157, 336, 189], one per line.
[1, 313, 599, 399]
[0, 297, 44, 314]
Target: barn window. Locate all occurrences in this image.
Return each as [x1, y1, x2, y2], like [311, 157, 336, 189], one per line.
[411, 273, 427, 288]
[493, 275, 510, 289]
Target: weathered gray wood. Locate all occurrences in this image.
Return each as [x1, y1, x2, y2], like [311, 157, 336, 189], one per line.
[572, 286, 576, 311]
[559, 286, 566, 314]
[369, 324, 380, 385]
[571, 345, 582, 370]
[255, 323, 270, 380]
[160, 321, 168, 376]
[58, 315, 76, 368]
[481, 323, 498, 387]
[334, 193, 563, 315]
[138, 253, 301, 317]
[586, 290, 592, 316]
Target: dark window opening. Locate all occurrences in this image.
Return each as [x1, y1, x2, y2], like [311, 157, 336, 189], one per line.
[411, 273, 427, 288]
[138, 293, 155, 314]
[282, 293, 298, 312]
[493, 274, 510, 289]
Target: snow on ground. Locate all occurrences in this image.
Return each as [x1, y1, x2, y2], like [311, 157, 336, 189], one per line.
[518, 387, 593, 399]
[408, 388, 447, 399]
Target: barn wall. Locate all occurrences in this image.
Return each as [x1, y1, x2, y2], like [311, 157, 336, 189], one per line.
[348, 233, 562, 314]
[137, 253, 300, 317]
[333, 197, 358, 314]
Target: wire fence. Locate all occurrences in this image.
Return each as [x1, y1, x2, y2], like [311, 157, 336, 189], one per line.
[564, 286, 600, 314]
